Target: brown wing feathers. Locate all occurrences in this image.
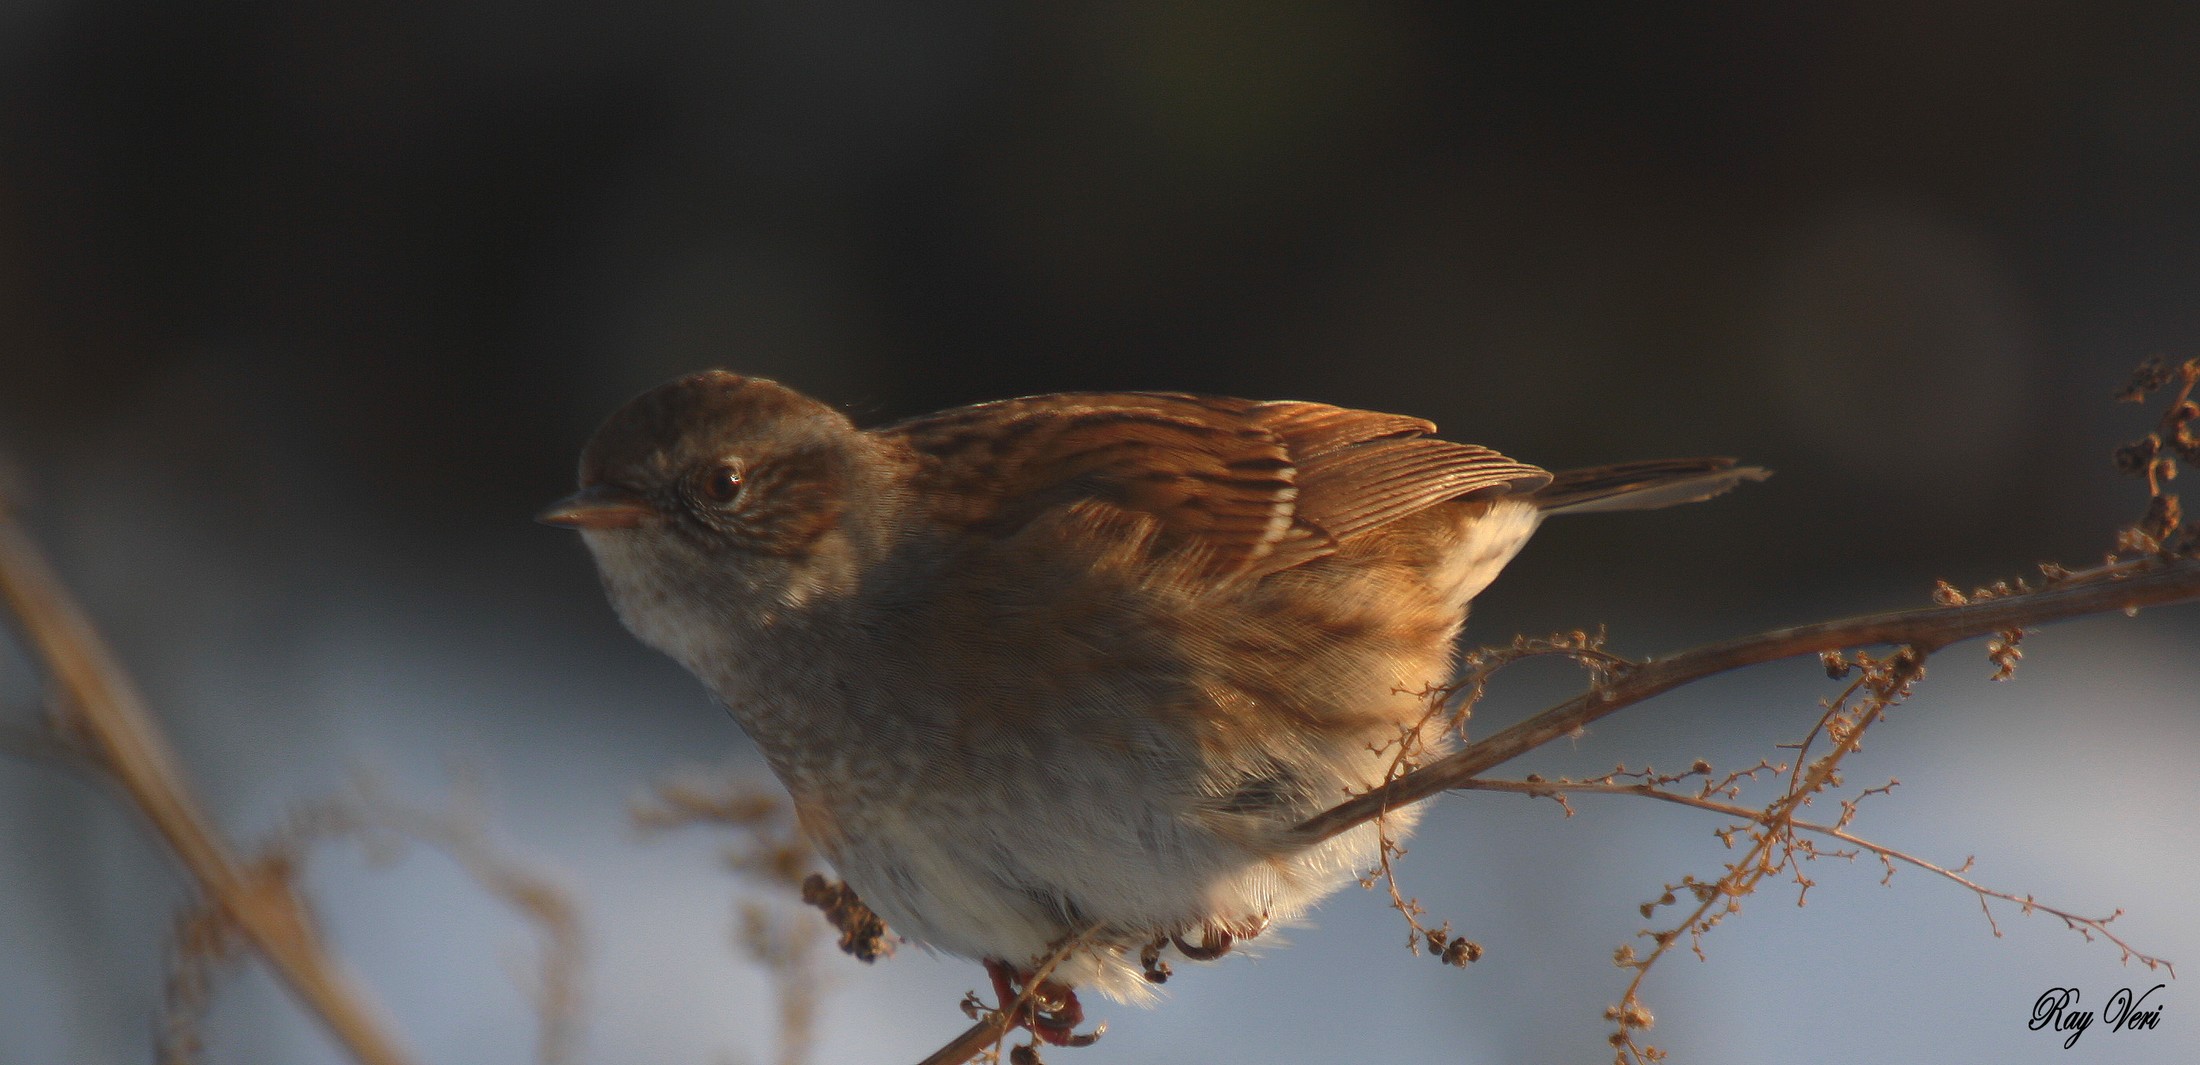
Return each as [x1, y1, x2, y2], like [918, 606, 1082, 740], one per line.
[1236, 401, 1435, 459]
[892, 396, 1308, 571]
[887, 393, 1556, 575]
[1293, 438, 1548, 543]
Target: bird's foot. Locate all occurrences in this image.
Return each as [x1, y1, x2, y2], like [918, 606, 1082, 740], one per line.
[1170, 926, 1235, 961]
[1138, 936, 1173, 983]
[985, 958, 1103, 1048]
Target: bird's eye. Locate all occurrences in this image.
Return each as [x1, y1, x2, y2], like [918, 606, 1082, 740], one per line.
[698, 462, 745, 505]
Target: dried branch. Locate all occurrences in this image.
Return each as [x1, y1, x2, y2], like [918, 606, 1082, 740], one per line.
[918, 936, 1087, 1065]
[634, 772, 834, 1065]
[915, 1020, 1013, 1065]
[1284, 555, 2200, 850]
[1459, 777, 2174, 973]
[0, 509, 416, 1065]
[336, 780, 585, 1065]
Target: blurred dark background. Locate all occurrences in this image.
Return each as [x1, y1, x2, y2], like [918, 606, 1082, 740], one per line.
[3, 4, 2197, 1064]
[8, 1, 2198, 588]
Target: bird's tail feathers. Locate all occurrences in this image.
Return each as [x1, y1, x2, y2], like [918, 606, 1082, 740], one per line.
[1531, 458, 1770, 516]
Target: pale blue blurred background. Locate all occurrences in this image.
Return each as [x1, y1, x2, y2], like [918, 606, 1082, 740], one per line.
[3, 2, 2198, 1063]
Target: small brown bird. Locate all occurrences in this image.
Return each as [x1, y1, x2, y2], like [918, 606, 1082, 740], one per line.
[542, 371, 1764, 1044]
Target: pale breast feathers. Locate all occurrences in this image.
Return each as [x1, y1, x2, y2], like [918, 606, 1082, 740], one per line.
[881, 393, 1553, 578]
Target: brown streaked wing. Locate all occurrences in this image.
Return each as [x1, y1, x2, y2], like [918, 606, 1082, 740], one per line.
[1239, 400, 1436, 461]
[887, 393, 1308, 572]
[881, 391, 1551, 575]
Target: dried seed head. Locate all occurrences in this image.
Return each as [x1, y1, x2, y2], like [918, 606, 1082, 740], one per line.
[2115, 437, 2161, 475]
[2116, 356, 2174, 401]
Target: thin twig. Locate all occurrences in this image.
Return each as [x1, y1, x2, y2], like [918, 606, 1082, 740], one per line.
[634, 772, 828, 1065]
[914, 1020, 1009, 1065]
[348, 783, 584, 1065]
[915, 936, 1084, 1065]
[0, 511, 416, 1065]
[1459, 777, 2174, 973]
[1285, 556, 2200, 849]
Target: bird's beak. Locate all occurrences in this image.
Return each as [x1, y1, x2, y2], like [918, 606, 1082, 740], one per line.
[536, 484, 656, 529]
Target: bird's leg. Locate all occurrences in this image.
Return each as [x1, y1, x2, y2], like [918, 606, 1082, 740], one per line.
[984, 958, 1020, 1018]
[1138, 936, 1173, 984]
[983, 958, 1101, 1048]
[1170, 926, 1234, 961]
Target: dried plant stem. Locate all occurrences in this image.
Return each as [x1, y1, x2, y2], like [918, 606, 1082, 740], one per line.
[1286, 556, 2200, 849]
[914, 936, 1083, 1065]
[0, 514, 416, 1065]
[914, 1020, 1011, 1065]
[1459, 778, 2172, 972]
[352, 788, 583, 1065]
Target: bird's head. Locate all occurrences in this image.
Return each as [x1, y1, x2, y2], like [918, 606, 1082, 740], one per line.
[540, 371, 901, 660]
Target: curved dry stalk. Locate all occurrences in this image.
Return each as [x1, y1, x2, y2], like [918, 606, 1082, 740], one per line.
[339, 782, 585, 1065]
[1284, 555, 2200, 850]
[1460, 777, 2174, 974]
[0, 511, 416, 1065]
[916, 935, 1087, 1065]
[1606, 646, 1918, 1063]
[634, 772, 833, 1065]
[915, 1019, 1012, 1065]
